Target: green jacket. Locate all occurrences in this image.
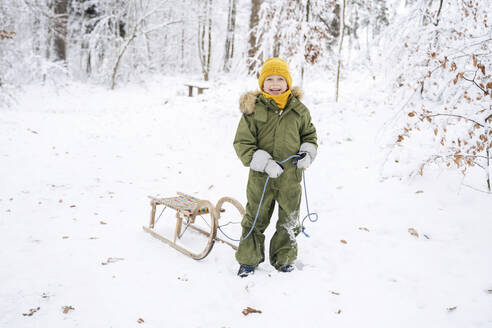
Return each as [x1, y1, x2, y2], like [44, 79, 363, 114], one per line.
[233, 87, 317, 187]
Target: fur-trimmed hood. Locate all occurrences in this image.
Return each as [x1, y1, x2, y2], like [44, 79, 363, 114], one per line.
[239, 86, 304, 114]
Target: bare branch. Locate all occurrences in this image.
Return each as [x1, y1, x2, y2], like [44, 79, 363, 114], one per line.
[317, 14, 330, 29]
[425, 113, 485, 127]
[462, 68, 490, 95]
[433, 0, 444, 26]
[462, 183, 492, 194]
[143, 20, 182, 34]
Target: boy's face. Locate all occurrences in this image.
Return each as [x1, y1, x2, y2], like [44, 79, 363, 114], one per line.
[263, 75, 288, 95]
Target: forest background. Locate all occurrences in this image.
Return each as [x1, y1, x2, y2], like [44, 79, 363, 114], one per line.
[1, 0, 491, 186]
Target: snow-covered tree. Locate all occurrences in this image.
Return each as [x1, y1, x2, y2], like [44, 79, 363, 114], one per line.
[247, 0, 264, 74]
[223, 0, 237, 72]
[252, 0, 339, 78]
[382, 0, 492, 190]
[198, 0, 213, 81]
[0, 28, 17, 105]
[250, 0, 390, 82]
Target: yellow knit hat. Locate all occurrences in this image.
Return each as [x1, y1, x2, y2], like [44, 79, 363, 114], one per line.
[258, 57, 292, 91]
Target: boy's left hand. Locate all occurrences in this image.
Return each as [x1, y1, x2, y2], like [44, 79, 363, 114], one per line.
[296, 143, 317, 169]
[296, 153, 311, 169]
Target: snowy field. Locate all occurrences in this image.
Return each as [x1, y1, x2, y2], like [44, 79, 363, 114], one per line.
[1, 74, 491, 328]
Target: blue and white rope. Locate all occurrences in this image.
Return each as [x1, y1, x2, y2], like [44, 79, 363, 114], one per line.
[218, 154, 318, 242]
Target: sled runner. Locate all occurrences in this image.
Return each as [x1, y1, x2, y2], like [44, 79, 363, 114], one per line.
[143, 192, 245, 260]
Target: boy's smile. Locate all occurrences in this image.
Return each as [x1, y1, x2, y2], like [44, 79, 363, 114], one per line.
[263, 75, 288, 95]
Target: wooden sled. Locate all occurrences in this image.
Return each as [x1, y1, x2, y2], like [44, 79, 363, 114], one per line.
[143, 192, 245, 260]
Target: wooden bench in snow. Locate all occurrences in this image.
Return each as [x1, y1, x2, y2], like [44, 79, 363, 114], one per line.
[184, 82, 210, 97]
[143, 192, 245, 260]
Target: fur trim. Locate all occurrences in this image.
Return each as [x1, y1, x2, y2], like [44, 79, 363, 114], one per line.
[239, 86, 303, 114]
[291, 86, 303, 100]
[239, 90, 261, 114]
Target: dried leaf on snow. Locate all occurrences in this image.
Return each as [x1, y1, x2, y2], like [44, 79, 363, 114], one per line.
[408, 228, 419, 238]
[22, 307, 40, 316]
[447, 306, 457, 312]
[137, 318, 145, 324]
[101, 257, 125, 265]
[242, 307, 262, 316]
[62, 306, 75, 314]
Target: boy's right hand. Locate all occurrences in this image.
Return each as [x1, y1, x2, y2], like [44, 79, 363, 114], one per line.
[264, 159, 284, 178]
[250, 149, 283, 178]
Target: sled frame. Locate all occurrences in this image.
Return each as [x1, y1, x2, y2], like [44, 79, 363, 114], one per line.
[143, 192, 245, 260]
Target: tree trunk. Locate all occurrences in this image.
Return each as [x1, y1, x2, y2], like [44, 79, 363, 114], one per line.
[180, 0, 186, 73]
[53, 0, 68, 63]
[181, 28, 185, 72]
[365, 24, 371, 61]
[301, 0, 311, 84]
[206, 0, 212, 80]
[335, 0, 346, 102]
[248, 0, 262, 75]
[272, 7, 284, 58]
[487, 146, 491, 192]
[223, 0, 237, 72]
[486, 115, 492, 191]
[111, 31, 137, 89]
[198, 0, 213, 81]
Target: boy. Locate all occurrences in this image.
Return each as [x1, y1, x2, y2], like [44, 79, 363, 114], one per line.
[233, 57, 318, 277]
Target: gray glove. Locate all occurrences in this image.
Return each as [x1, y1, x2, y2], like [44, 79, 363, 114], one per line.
[250, 149, 284, 178]
[264, 159, 284, 178]
[296, 143, 317, 169]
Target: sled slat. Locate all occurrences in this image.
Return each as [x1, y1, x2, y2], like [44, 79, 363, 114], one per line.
[149, 192, 210, 215]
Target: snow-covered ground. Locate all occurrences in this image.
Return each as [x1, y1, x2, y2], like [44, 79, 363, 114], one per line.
[1, 74, 491, 328]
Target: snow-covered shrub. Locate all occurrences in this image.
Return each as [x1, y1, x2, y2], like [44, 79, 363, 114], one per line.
[381, 0, 491, 190]
[0, 29, 17, 107]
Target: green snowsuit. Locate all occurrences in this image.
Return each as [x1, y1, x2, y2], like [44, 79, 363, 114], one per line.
[233, 87, 317, 269]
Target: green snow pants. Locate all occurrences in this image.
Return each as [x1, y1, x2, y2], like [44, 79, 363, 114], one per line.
[235, 168, 302, 269]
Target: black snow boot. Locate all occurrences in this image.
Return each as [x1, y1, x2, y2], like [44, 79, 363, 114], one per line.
[278, 264, 295, 273]
[237, 265, 255, 277]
